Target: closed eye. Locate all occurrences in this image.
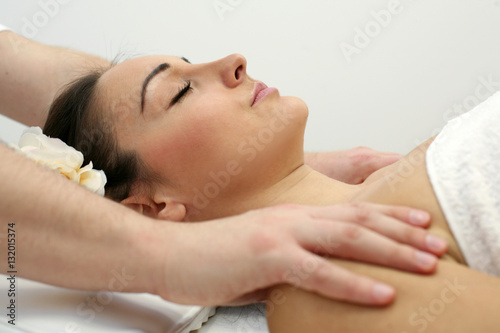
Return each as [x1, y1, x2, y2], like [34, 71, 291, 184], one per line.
[170, 81, 192, 106]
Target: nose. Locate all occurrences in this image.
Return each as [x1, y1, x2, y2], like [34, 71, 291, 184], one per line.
[217, 54, 247, 88]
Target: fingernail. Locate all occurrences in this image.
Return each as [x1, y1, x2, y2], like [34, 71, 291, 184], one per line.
[416, 250, 437, 269]
[426, 234, 447, 252]
[372, 283, 395, 303]
[410, 210, 430, 225]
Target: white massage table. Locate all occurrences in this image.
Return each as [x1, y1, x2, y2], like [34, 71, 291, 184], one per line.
[0, 275, 270, 333]
[0, 275, 214, 333]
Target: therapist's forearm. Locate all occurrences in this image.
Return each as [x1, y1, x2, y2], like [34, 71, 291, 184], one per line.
[0, 30, 110, 127]
[0, 143, 166, 295]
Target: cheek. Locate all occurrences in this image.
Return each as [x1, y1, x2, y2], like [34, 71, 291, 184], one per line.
[140, 114, 230, 184]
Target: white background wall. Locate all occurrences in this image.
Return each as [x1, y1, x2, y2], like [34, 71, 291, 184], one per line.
[1, 0, 499, 154]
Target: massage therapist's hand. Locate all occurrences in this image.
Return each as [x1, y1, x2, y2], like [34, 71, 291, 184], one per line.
[305, 147, 402, 184]
[155, 203, 447, 307]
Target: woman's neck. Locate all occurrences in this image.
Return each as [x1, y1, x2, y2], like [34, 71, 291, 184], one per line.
[187, 164, 362, 221]
[262, 165, 361, 207]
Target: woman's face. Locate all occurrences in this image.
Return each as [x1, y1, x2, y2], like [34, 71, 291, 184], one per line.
[98, 54, 308, 220]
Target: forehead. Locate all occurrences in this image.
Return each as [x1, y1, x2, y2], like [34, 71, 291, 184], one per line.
[99, 55, 179, 99]
[97, 55, 181, 135]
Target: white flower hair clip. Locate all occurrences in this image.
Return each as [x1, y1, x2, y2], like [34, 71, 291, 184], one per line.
[9, 127, 107, 196]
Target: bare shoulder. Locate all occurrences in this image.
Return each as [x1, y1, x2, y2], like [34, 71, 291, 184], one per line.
[351, 136, 466, 263]
[267, 258, 500, 333]
[265, 136, 500, 332]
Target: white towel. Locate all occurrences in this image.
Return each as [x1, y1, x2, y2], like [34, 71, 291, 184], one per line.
[426, 91, 500, 276]
[197, 304, 269, 333]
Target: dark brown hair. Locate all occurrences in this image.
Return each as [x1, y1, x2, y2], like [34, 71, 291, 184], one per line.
[44, 68, 143, 201]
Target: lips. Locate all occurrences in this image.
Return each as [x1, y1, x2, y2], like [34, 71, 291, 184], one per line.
[251, 81, 278, 106]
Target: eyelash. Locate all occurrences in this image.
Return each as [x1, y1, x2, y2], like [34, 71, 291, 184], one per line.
[171, 81, 192, 106]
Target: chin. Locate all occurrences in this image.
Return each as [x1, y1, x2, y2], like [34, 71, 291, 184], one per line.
[266, 96, 307, 154]
[282, 95, 308, 109]
[280, 96, 309, 129]
[280, 96, 309, 120]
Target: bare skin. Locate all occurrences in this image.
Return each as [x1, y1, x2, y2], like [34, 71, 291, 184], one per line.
[0, 31, 109, 127]
[0, 30, 447, 306]
[267, 138, 500, 332]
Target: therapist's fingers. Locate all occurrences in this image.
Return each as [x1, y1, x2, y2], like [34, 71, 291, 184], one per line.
[356, 202, 431, 227]
[307, 202, 430, 227]
[345, 148, 403, 184]
[352, 202, 448, 256]
[368, 151, 402, 171]
[281, 249, 395, 305]
[293, 214, 438, 274]
[305, 203, 447, 256]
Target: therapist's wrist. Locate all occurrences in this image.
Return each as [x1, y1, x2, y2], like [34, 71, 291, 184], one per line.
[108, 214, 168, 296]
[123, 216, 204, 301]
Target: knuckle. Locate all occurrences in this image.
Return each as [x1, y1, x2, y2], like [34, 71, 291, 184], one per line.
[351, 146, 369, 155]
[247, 229, 282, 257]
[348, 201, 369, 210]
[355, 146, 371, 152]
[331, 273, 359, 300]
[355, 210, 371, 224]
[386, 244, 410, 266]
[308, 261, 330, 287]
[342, 275, 359, 294]
[351, 205, 374, 224]
[351, 146, 374, 163]
[342, 224, 364, 241]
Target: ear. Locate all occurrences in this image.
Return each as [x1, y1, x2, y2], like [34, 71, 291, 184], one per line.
[120, 196, 144, 214]
[121, 195, 187, 222]
[121, 196, 149, 215]
[156, 200, 187, 222]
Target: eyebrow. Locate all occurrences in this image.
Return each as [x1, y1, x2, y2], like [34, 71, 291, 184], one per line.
[140, 57, 191, 112]
[141, 63, 170, 112]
